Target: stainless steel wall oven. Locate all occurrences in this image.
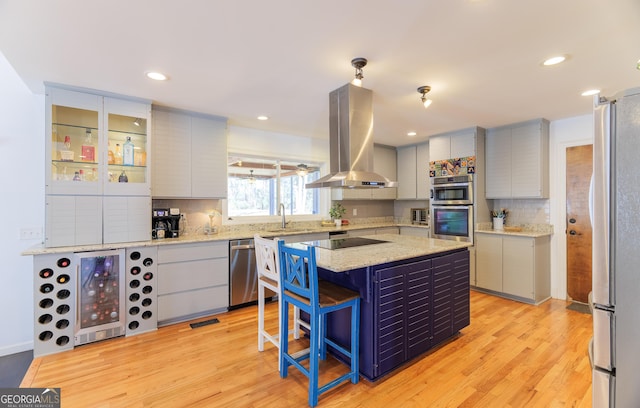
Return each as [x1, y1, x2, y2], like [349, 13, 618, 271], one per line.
[431, 205, 474, 243]
[431, 174, 473, 205]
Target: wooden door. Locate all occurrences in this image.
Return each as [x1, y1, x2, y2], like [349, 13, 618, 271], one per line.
[566, 144, 593, 303]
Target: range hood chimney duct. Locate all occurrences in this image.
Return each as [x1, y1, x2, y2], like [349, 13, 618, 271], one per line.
[305, 83, 397, 189]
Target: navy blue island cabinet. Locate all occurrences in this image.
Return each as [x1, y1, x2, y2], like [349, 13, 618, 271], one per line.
[317, 248, 470, 381]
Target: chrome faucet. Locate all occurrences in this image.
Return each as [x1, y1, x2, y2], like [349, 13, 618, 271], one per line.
[279, 203, 286, 228]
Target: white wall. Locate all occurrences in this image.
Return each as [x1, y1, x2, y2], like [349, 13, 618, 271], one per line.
[0, 51, 45, 355]
[549, 114, 593, 300]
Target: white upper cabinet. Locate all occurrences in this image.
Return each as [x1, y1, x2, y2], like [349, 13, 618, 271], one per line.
[45, 86, 152, 247]
[46, 86, 151, 197]
[152, 107, 228, 198]
[396, 143, 430, 200]
[429, 130, 476, 162]
[485, 119, 549, 199]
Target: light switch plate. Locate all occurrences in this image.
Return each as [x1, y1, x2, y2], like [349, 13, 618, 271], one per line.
[20, 227, 43, 240]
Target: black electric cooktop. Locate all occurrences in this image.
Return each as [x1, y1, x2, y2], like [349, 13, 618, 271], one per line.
[307, 237, 388, 250]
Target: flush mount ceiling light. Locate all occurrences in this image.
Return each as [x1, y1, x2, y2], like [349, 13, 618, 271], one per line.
[407, 131, 417, 137]
[417, 86, 433, 108]
[542, 55, 567, 66]
[257, 115, 269, 121]
[581, 89, 601, 96]
[296, 164, 309, 177]
[145, 71, 168, 81]
[351, 57, 367, 87]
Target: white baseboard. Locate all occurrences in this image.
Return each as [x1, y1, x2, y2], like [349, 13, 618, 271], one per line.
[0, 341, 33, 357]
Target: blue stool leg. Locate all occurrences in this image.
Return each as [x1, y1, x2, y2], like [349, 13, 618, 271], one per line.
[320, 313, 327, 360]
[280, 298, 289, 378]
[351, 299, 360, 384]
[309, 310, 319, 407]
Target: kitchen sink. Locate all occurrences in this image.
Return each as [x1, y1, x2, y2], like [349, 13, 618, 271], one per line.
[265, 228, 309, 234]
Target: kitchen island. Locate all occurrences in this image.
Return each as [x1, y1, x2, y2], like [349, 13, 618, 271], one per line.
[298, 234, 471, 381]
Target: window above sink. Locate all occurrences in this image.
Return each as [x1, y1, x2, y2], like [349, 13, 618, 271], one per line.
[227, 153, 322, 218]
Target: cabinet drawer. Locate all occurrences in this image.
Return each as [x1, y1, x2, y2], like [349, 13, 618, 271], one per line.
[158, 241, 227, 263]
[158, 258, 228, 295]
[158, 285, 228, 322]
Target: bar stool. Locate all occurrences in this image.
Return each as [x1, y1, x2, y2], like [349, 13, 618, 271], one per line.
[254, 234, 309, 370]
[277, 240, 360, 407]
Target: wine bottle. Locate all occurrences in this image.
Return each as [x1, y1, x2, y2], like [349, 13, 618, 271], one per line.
[115, 144, 122, 165]
[123, 136, 134, 166]
[81, 129, 95, 162]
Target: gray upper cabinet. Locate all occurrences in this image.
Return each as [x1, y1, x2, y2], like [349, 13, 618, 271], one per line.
[485, 119, 549, 199]
[397, 143, 430, 200]
[332, 144, 396, 200]
[429, 130, 476, 162]
[152, 107, 228, 198]
[396, 146, 417, 199]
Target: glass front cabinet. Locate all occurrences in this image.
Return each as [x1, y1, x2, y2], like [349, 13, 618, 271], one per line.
[45, 85, 151, 247]
[47, 86, 150, 196]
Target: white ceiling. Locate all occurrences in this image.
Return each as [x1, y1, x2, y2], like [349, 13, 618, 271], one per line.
[1, 0, 639, 147]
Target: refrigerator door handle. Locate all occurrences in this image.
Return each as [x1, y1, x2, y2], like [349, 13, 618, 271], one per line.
[592, 99, 613, 307]
[593, 307, 615, 371]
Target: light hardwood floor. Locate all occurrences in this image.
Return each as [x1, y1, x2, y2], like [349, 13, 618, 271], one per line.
[22, 291, 593, 407]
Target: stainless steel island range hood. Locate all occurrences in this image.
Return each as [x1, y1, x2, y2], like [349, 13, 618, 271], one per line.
[305, 83, 397, 189]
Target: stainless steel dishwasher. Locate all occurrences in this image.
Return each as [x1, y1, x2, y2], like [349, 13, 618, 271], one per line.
[229, 239, 275, 309]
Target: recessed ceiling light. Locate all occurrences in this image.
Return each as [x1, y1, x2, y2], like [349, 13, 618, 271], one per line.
[407, 131, 417, 137]
[145, 71, 168, 81]
[542, 55, 567, 66]
[581, 89, 600, 96]
[257, 115, 269, 121]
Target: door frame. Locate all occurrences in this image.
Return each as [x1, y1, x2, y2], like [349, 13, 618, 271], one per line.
[549, 132, 592, 300]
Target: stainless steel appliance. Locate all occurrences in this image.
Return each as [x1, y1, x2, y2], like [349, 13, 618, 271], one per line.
[431, 205, 473, 243]
[431, 174, 473, 205]
[590, 88, 640, 407]
[229, 239, 275, 309]
[305, 82, 397, 189]
[410, 208, 429, 225]
[152, 208, 180, 239]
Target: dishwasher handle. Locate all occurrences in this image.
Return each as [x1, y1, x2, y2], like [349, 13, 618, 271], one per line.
[231, 243, 254, 250]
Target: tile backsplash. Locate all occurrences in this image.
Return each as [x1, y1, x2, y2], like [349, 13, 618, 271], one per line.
[490, 199, 550, 225]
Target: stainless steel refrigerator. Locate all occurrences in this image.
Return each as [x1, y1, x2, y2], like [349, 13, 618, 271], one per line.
[590, 87, 640, 407]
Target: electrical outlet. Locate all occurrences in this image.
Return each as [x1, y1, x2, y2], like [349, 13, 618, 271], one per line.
[20, 227, 43, 240]
[353, 208, 358, 216]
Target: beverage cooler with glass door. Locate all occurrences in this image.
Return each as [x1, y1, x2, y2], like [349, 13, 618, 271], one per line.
[74, 249, 126, 345]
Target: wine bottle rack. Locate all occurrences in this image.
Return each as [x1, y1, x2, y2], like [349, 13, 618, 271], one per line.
[33, 253, 76, 357]
[125, 247, 157, 335]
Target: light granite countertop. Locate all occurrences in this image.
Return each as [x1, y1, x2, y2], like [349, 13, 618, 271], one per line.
[475, 223, 554, 238]
[21, 221, 431, 256]
[294, 234, 472, 272]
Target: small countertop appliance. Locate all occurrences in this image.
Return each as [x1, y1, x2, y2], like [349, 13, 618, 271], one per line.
[152, 208, 180, 239]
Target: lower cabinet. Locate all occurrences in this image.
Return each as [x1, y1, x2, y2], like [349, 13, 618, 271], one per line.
[319, 249, 469, 381]
[475, 233, 550, 304]
[157, 241, 229, 325]
[348, 227, 400, 237]
[399, 226, 431, 237]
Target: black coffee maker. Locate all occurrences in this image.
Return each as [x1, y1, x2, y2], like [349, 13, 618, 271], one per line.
[152, 208, 180, 239]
